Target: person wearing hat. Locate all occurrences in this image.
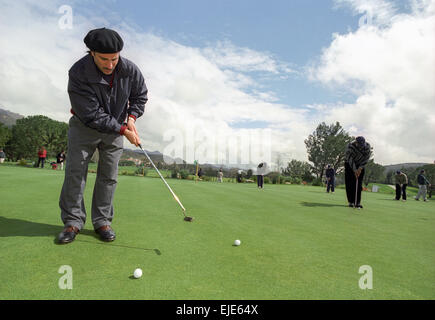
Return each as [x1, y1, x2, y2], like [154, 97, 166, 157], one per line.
[58, 28, 148, 244]
[415, 169, 431, 202]
[257, 162, 266, 189]
[394, 170, 408, 201]
[325, 164, 335, 193]
[344, 136, 371, 208]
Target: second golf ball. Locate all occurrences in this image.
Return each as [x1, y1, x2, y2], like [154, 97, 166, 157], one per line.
[234, 239, 241, 246]
[133, 268, 142, 278]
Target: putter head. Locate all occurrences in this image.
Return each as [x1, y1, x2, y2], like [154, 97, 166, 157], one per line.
[184, 216, 194, 222]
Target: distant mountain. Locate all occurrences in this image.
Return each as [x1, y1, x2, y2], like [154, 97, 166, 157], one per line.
[121, 148, 184, 165]
[121, 148, 225, 169]
[0, 107, 24, 127]
[383, 163, 430, 173]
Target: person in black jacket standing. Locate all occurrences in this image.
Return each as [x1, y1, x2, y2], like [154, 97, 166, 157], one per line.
[344, 136, 371, 209]
[57, 28, 148, 244]
[325, 164, 335, 193]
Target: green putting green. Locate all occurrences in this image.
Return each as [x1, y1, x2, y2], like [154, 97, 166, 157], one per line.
[0, 165, 434, 299]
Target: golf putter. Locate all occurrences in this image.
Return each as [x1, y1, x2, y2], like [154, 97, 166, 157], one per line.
[354, 177, 358, 209]
[138, 144, 193, 222]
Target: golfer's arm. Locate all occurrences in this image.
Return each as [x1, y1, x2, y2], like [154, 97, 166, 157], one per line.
[128, 71, 148, 120]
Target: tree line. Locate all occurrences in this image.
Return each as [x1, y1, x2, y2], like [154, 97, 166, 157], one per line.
[1, 116, 432, 186]
[0, 115, 68, 161]
[280, 121, 433, 187]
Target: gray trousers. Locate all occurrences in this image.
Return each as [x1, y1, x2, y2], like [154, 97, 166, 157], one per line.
[415, 185, 427, 200]
[59, 116, 123, 231]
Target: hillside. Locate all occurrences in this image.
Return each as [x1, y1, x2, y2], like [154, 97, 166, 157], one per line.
[383, 163, 430, 173]
[121, 148, 169, 164]
[0, 107, 24, 127]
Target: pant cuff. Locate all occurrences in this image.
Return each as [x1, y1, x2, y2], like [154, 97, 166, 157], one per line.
[64, 222, 82, 231]
[93, 222, 111, 230]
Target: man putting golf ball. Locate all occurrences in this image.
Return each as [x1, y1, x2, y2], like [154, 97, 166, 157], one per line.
[57, 27, 148, 244]
[344, 136, 371, 209]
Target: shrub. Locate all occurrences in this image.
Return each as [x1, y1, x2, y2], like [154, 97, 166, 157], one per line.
[17, 159, 28, 166]
[179, 170, 189, 179]
[267, 173, 280, 184]
[119, 160, 136, 166]
[135, 167, 148, 176]
[290, 177, 302, 185]
[311, 178, 323, 186]
[171, 170, 179, 179]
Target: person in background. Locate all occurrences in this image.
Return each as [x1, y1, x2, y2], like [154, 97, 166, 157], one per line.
[197, 168, 203, 181]
[37, 146, 47, 168]
[394, 170, 408, 201]
[325, 164, 335, 193]
[56, 150, 66, 170]
[344, 136, 371, 208]
[257, 162, 266, 189]
[415, 169, 431, 202]
[237, 170, 243, 183]
[0, 149, 5, 163]
[217, 168, 223, 183]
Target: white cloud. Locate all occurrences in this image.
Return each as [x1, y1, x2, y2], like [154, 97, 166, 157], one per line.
[0, 0, 308, 168]
[201, 40, 294, 75]
[0, 0, 433, 169]
[311, 0, 435, 164]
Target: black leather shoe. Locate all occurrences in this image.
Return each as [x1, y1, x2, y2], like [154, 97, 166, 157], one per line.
[95, 225, 116, 242]
[57, 226, 79, 244]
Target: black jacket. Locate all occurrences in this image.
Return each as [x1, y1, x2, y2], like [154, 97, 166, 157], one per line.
[325, 168, 335, 178]
[68, 54, 148, 134]
[417, 174, 430, 185]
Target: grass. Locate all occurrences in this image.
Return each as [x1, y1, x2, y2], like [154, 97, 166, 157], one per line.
[0, 165, 434, 300]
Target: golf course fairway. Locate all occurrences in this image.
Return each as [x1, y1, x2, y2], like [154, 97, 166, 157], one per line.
[0, 166, 434, 299]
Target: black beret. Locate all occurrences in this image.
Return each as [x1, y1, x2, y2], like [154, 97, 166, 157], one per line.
[356, 136, 366, 146]
[84, 27, 124, 53]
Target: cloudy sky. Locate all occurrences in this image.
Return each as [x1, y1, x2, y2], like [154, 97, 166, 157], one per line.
[0, 0, 434, 168]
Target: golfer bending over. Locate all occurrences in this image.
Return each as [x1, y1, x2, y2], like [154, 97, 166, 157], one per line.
[344, 136, 371, 209]
[58, 28, 148, 244]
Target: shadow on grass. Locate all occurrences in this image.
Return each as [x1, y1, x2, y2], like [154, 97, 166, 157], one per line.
[0, 216, 161, 255]
[0, 216, 65, 238]
[300, 202, 348, 208]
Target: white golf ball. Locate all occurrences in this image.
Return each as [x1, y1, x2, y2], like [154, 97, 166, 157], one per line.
[234, 239, 241, 246]
[133, 268, 142, 279]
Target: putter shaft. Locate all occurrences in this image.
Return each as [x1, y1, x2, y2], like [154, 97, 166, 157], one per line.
[138, 144, 187, 213]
